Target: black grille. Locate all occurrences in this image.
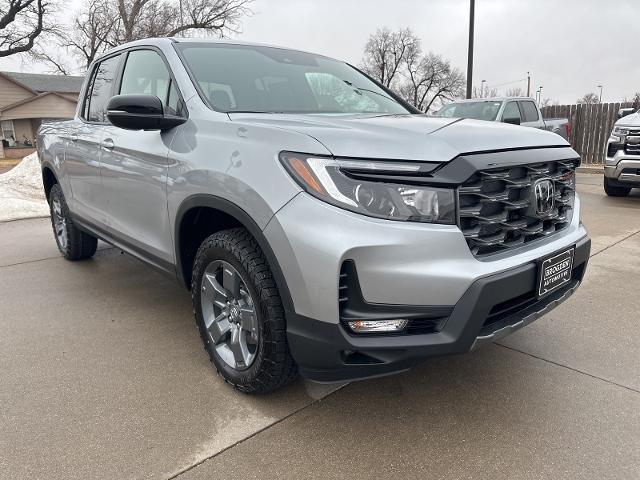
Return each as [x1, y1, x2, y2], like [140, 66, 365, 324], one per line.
[458, 159, 578, 257]
[626, 145, 640, 155]
[626, 143, 640, 155]
[338, 268, 349, 306]
[625, 130, 640, 155]
[608, 142, 623, 158]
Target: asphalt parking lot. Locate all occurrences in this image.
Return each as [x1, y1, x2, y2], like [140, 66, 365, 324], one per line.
[1, 173, 639, 480]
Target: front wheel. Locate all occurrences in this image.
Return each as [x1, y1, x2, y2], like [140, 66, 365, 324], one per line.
[191, 228, 297, 393]
[603, 176, 631, 197]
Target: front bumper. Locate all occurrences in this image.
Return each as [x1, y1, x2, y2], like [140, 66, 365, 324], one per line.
[265, 189, 587, 324]
[604, 158, 640, 185]
[288, 236, 590, 382]
[604, 147, 640, 185]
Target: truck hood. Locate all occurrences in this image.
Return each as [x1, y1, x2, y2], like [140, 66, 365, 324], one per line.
[616, 111, 640, 127]
[228, 113, 569, 162]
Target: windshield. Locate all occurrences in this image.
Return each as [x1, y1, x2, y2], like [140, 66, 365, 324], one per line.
[437, 101, 502, 121]
[175, 43, 410, 115]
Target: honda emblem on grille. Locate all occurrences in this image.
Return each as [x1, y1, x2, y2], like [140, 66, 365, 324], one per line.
[533, 179, 555, 217]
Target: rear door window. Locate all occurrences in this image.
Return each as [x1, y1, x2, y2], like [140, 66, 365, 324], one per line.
[86, 54, 122, 123]
[520, 101, 540, 122]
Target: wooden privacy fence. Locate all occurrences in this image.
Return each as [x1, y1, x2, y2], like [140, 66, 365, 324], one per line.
[542, 102, 638, 165]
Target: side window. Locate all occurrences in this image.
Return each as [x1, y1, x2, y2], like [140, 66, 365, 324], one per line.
[120, 49, 184, 116]
[438, 105, 456, 118]
[520, 101, 540, 122]
[81, 73, 95, 120]
[198, 81, 236, 110]
[1, 120, 15, 141]
[86, 55, 121, 123]
[502, 101, 521, 122]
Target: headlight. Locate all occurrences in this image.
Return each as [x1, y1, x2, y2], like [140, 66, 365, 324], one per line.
[613, 126, 630, 136]
[279, 152, 456, 224]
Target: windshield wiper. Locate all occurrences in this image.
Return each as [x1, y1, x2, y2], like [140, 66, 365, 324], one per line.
[226, 110, 274, 114]
[342, 81, 397, 103]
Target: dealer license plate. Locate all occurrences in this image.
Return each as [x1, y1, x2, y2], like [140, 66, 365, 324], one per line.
[537, 247, 575, 298]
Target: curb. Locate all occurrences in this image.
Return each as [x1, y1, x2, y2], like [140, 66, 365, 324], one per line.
[0, 159, 21, 167]
[576, 166, 603, 174]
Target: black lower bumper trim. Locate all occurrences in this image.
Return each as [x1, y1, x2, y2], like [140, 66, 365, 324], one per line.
[286, 236, 591, 383]
[608, 176, 640, 187]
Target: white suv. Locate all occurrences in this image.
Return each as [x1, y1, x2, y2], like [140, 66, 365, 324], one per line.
[604, 108, 640, 196]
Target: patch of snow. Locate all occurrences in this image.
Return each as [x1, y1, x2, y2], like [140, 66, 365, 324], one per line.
[0, 153, 49, 222]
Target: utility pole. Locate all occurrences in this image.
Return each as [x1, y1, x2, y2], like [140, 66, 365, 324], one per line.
[538, 86, 543, 105]
[597, 85, 603, 103]
[527, 71, 531, 97]
[481, 79, 486, 98]
[466, 0, 475, 99]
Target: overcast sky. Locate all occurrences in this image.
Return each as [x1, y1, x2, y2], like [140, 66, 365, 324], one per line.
[1, 0, 638, 104]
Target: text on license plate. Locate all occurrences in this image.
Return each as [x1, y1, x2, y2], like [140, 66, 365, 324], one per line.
[538, 247, 575, 297]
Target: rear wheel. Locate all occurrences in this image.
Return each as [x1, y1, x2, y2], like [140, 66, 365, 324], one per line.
[49, 184, 98, 260]
[191, 228, 297, 393]
[604, 176, 631, 197]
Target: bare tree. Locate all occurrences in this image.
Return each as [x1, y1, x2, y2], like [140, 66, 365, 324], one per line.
[400, 52, 464, 112]
[28, 47, 70, 74]
[361, 27, 420, 88]
[67, 0, 117, 69]
[472, 86, 498, 99]
[505, 87, 523, 97]
[114, 0, 252, 44]
[539, 97, 555, 108]
[27, 0, 114, 73]
[34, 0, 252, 72]
[577, 92, 600, 104]
[360, 27, 464, 112]
[0, 0, 57, 58]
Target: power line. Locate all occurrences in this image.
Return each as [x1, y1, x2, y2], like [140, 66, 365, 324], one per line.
[486, 78, 528, 89]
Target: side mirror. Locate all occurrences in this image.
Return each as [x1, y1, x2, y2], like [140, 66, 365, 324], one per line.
[106, 94, 187, 131]
[618, 107, 636, 119]
[503, 116, 521, 125]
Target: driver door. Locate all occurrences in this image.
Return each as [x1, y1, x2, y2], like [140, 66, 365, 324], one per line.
[99, 48, 185, 271]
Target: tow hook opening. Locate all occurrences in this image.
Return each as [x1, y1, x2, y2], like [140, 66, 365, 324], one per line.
[341, 350, 384, 365]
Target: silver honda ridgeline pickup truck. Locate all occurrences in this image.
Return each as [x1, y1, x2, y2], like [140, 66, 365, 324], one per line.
[38, 39, 590, 393]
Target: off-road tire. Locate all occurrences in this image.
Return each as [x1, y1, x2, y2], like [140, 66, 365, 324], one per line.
[49, 184, 98, 260]
[192, 228, 298, 393]
[603, 176, 631, 197]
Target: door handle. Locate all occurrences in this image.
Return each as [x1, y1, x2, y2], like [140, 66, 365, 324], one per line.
[102, 138, 115, 150]
[69, 133, 78, 142]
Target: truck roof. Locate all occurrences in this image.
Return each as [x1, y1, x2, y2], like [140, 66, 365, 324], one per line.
[95, 37, 328, 64]
[449, 97, 537, 103]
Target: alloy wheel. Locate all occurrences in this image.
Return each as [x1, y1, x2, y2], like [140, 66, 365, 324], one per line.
[200, 260, 259, 371]
[52, 197, 67, 250]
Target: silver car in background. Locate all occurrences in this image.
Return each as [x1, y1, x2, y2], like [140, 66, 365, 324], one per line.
[437, 97, 571, 140]
[38, 38, 590, 393]
[604, 108, 640, 196]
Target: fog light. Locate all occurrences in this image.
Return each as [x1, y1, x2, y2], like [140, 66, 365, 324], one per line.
[347, 319, 408, 333]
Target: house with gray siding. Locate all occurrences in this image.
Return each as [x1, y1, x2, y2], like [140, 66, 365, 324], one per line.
[0, 71, 83, 159]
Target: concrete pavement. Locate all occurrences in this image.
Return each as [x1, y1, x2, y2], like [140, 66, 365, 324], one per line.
[1, 174, 639, 479]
